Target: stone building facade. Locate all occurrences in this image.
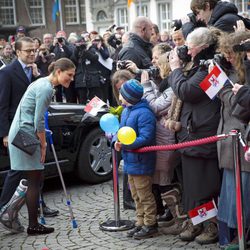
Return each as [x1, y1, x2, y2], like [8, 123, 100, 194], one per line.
[0, 0, 248, 40]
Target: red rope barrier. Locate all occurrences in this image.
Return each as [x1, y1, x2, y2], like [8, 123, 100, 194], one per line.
[132, 134, 229, 153]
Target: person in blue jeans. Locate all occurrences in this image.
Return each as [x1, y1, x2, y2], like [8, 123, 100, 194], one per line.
[114, 79, 157, 239]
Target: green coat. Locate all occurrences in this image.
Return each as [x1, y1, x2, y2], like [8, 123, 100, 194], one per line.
[8, 77, 54, 170]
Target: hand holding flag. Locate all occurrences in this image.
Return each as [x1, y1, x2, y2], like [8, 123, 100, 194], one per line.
[199, 62, 233, 99]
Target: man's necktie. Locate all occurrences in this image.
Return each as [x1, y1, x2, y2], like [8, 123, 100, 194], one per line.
[24, 66, 32, 82]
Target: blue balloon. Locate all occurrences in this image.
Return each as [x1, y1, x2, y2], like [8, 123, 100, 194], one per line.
[99, 113, 119, 133]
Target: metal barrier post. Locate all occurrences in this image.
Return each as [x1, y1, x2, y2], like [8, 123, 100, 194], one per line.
[99, 148, 134, 232]
[231, 130, 246, 250]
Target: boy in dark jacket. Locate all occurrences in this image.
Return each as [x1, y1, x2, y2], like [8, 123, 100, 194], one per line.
[114, 79, 157, 239]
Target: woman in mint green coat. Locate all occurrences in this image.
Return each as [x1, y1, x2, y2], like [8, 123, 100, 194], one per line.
[8, 58, 75, 235]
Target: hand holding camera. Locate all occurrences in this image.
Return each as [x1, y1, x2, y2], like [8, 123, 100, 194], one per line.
[169, 49, 182, 71]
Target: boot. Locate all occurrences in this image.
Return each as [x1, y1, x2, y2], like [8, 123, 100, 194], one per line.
[0, 179, 28, 233]
[195, 221, 219, 245]
[160, 186, 187, 235]
[179, 219, 203, 241]
[152, 184, 165, 216]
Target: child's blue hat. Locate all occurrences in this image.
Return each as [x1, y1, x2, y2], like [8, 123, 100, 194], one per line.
[120, 79, 143, 105]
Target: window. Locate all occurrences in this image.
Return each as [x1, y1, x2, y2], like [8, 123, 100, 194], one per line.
[79, 0, 86, 24]
[136, 4, 148, 16]
[28, 0, 45, 25]
[97, 10, 107, 21]
[117, 8, 128, 31]
[65, 0, 80, 25]
[0, 0, 16, 26]
[158, 2, 172, 31]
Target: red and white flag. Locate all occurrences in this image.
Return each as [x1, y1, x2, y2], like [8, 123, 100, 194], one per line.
[188, 200, 217, 225]
[84, 96, 106, 116]
[199, 63, 230, 99]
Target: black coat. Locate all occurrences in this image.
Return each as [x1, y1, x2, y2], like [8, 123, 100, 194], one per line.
[208, 1, 241, 32]
[83, 45, 111, 88]
[0, 60, 40, 137]
[168, 47, 221, 158]
[182, 1, 241, 37]
[118, 33, 152, 69]
[71, 47, 99, 89]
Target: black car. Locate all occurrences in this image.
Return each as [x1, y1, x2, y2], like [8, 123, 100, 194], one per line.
[0, 103, 112, 187]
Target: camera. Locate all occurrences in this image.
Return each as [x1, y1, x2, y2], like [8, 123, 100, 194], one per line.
[172, 13, 206, 34]
[199, 54, 231, 71]
[172, 13, 197, 31]
[136, 66, 160, 80]
[233, 41, 250, 52]
[42, 51, 48, 56]
[57, 37, 64, 43]
[117, 60, 129, 70]
[177, 45, 191, 63]
[77, 43, 87, 50]
[106, 24, 116, 32]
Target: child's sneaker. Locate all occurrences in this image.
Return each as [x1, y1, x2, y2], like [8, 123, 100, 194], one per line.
[133, 224, 158, 239]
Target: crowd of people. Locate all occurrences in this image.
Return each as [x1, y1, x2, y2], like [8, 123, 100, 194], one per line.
[0, 0, 250, 248]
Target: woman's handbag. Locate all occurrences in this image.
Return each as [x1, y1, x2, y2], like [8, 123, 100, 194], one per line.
[11, 87, 40, 156]
[12, 129, 40, 156]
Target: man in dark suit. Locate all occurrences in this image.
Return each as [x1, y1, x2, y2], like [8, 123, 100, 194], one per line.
[0, 37, 58, 233]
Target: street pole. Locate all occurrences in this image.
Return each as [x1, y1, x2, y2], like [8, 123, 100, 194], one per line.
[231, 130, 246, 250]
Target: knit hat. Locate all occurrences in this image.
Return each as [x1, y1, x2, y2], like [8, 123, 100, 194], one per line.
[120, 79, 144, 105]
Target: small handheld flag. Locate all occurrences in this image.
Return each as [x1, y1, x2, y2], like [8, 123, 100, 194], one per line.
[188, 200, 217, 225]
[199, 63, 232, 99]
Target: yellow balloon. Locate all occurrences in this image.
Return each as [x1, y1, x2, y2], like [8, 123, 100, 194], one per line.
[117, 126, 137, 145]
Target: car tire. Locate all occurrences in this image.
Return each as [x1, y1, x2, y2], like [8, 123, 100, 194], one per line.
[77, 127, 112, 184]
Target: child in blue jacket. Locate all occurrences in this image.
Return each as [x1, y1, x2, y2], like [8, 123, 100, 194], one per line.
[114, 79, 157, 239]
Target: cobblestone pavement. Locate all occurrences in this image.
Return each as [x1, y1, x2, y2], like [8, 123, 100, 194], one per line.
[0, 173, 220, 250]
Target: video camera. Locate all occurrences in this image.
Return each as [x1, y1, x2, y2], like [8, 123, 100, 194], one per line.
[233, 41, 250, 52]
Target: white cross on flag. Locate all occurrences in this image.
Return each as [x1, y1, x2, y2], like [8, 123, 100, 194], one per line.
[188, 200, 218, 225]
[199, 63, 230, 99]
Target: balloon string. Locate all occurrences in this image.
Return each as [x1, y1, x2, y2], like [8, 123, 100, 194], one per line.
[131, 134, 228, 153]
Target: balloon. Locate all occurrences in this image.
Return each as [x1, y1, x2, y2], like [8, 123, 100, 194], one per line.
[99, 113, 119, 133]
[117, 126, 137, 145]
